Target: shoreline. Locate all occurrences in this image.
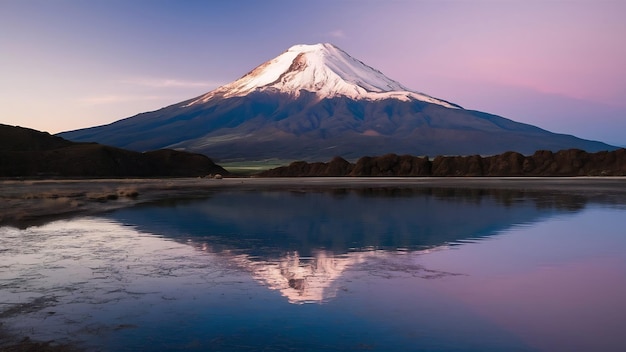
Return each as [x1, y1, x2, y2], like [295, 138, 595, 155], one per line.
[2, 177, 626, 228]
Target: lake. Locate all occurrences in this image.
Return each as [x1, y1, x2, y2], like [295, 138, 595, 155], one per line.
[1, 185, 625, 351]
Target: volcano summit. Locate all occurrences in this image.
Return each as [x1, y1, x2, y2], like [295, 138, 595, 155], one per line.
[60, 43, 614, 161]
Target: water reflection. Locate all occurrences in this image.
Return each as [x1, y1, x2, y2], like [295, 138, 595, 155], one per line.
[228, 250, 363, 304]
[2, 187, 625, 351]
[104, 188, 583, 304]
[108, 188, 582, 256]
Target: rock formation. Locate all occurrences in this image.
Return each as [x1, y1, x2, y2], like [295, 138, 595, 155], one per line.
[257, 149, 626, 177]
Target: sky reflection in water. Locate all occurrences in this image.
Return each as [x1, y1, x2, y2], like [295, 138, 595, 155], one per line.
[1, 188, 625, 351]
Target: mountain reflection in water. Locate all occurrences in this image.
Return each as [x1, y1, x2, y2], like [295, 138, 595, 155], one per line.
[105, 187, 586, 304]
[2, 186, 625, 352]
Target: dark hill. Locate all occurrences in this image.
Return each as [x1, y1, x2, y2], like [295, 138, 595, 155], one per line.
[0, 124, 228, 177]
[257, 149, 626, 177]
[0, 123, 72, 151]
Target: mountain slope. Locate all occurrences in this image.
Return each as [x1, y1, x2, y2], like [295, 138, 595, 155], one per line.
[59, 43, 616, 161]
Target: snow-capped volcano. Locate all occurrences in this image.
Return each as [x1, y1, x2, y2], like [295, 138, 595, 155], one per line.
[185, 43, 459, 108]
[59, 43, 615, 162]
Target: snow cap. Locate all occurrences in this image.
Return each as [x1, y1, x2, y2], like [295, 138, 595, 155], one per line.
[185, 43, 459, 109]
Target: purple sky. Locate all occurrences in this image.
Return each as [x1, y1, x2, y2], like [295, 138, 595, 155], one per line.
[2, 0, 625, 146]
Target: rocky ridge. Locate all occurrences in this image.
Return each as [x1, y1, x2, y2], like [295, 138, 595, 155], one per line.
[257, 149, 626, 177]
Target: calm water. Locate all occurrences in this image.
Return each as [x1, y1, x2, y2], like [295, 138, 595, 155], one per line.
[1, 187, 625, 351]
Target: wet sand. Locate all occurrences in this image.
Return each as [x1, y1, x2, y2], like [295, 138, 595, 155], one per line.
[2, 177, 626, 229]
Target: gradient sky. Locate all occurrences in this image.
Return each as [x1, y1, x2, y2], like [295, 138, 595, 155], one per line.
[2, 0, 625, 146]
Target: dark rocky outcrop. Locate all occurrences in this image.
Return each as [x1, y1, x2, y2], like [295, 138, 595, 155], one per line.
[257, 149, 626, 177]
[0, 124, 229, 177]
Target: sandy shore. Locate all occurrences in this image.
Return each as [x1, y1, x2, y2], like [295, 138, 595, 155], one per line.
[2, 176, 626, 228]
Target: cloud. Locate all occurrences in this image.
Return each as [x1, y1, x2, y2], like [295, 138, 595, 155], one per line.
[327, 29, 346, 39]
[79, 77, 227, 106]
[119, 77, 224, 89]
[80, 95, 169, 105]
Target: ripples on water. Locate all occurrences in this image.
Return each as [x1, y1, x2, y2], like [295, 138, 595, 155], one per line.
[1, 188, 625, 351]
